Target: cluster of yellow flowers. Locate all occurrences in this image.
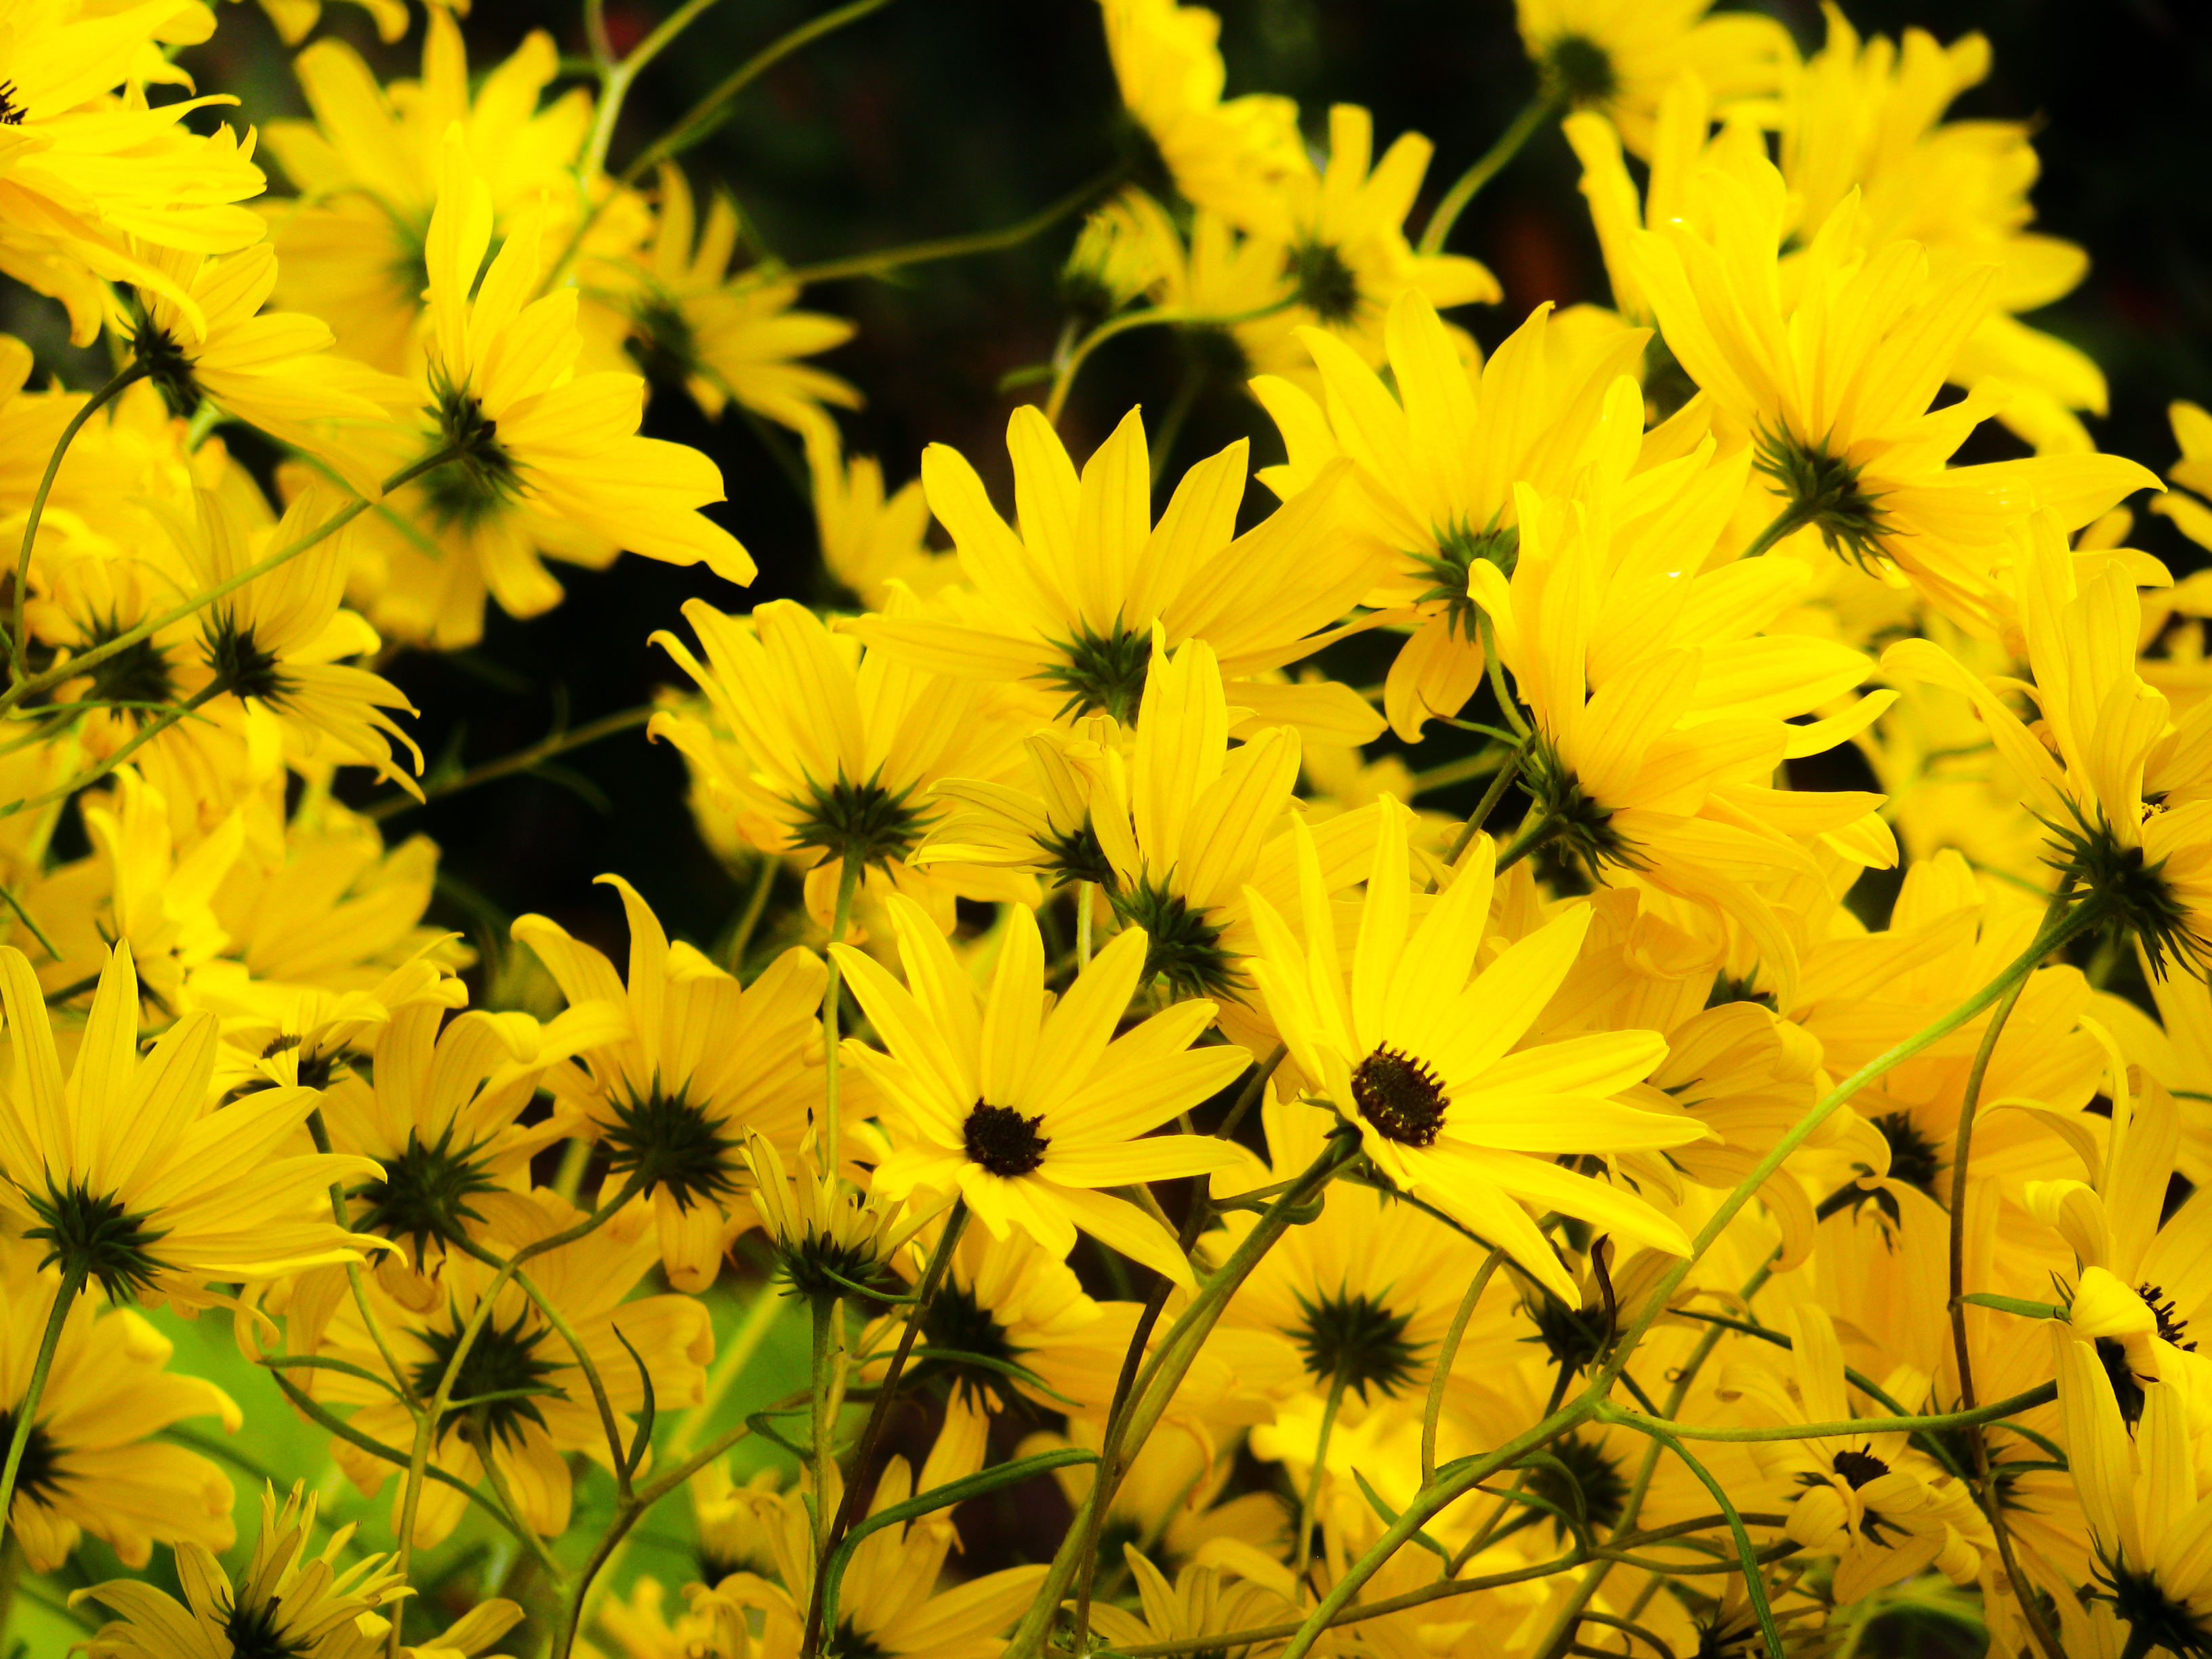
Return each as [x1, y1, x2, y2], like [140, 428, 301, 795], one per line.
[0, 1, 2208, 1657]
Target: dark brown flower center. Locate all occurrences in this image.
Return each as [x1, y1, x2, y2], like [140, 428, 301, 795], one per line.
[1830, 1447, 1889, 1490]
[1351, 1045, 1448, 1148]
[963, 1103, 1050, 1177]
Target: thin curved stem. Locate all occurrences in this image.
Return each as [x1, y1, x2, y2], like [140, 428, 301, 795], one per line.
[1434, 736, 1529, 886]
[821, 853, 863, 1179]
[1423, 1250, 1503, 1484]
[0, 443, 463, 716]
[365, 705, 653, 822]
[1419, 93, 1561, 256]
[1595, 1385, 2057, 1444]
[805, 1201, 967, 1659]
[1599, 888, 2114, 1391]
[1946, 893, 2074, 1659]
[0, 1266, 84, 1550]
[1294, 1371, 1350, 1577]
[621, 0, 898, 183]
[11, 364, 144, 674]
[0, 682, 218, 822]
[1044, 297, 1293, 428]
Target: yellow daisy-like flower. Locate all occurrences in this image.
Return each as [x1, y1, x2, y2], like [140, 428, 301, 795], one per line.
[703, 1397, 1047, 1659]
[1625, 146, 2156, 628]
[0, 0, 266, 344]
[609, 164, 859, 437]
[0, 939, 378, 1309]
[1242, 795, 1702, 1300]
[0, 1238, 239, 1574]
[1253, 290, 1644, 739]
[121, 242, 420, 498]
[316, 991, 625, 1305]
[1097, 0, 1305, 235]
[1885, 512, 2212, 975]
[650, 594, 1036, 928]
[75, 1481, 424, 1659]
[415, 128, 754, 594]
[1720, 1302, 1985, 1603]
[514, 875, 827, 1291]
[834, 893, 1249, 1289]
[806, 423, 956, 609]
[157, 484, 424, 794]
[1240, 104, 1500, 369]
[264, 9, 594, 373]
[2056, 1317, 2212, 1658]
[1514, 0, 1793, 156]
[305, 1187, 712, 1548]
[852, 403, 1382, 739]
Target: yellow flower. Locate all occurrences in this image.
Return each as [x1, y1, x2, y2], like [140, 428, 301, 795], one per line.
[1719, 1302, 1985, 1603]
[1784, 9, 2106, 455]
[415, 128, 754, 599]
[1242, 795, 1701, 1300]
[1239, 104, 1500, 369]
[1086, 1546, 1298, 1658]
[834, 893, 1248, 1289]
[1062, 186, 1181, 319]
[806, 422, 956, 610]
[703, 1397, 1047, 1659]
[159, 484, 424, 794]
[1515, 0, 1792, 155]
[2056, 1324, 2212, 1658]
[514, 876, 827, 1290]
[1885, 513, 2212, 975]
[316, 991, 626, 1304]
[122, 242, 420, 497]
[650, 595, 1036, 928]
[264, 10, 595, 373]
[0, 1237, 239, 1573]
[0, 0, 266, 345]
[304, 1187, 712, 1548]
[852, 403, 1381, 739]
[0, 939, 379, 1309]
[76, 1481, 422, 1659]
[609, 163, 859, 436]
[1097, 0, 1305, 234]
[1252, 291, 1644, 739]
[1626, 146, 2156, 628]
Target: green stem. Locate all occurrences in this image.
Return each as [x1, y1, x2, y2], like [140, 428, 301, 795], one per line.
[722, 854, 781, 977]
[1435, 736, 1529, 885]
[1420, 93, 1561, 256]
[1477, 611, 1530, 739]
[1006, 1134, 1359, 1659]
[1076, 880, 1094, 967]
[1294, 1370, 1351, 1576]
[0, 1267, 83, 1551]
[1946, 893, 2074, 1659]
[805, 1202, 968, 1659]
[668, 1286, 782, 1460]
[10, 364, 145, 675]
[579, 0, 724, 179]
[1044, 295, 1295, 428]
[1740, 500, 1814, 562]
[0, 443, 463, 717]
[1, 683, 218, 823]
[1595, 1385, 2056, 1444]
[365, 705, 653, 822]
[1423, 1250, 1502, 1484]
[1582, 1416, 1783, 1659]
[621, 0, 898, 183]
[821, 853, 863, 1178]
[806, 1292, 839, 1562]
[1278, 1397, 1595, 1659]
[466, 1412, 567, 1586]
[1494, 814, 1558, 874]
[389, 1173, 642, 1607]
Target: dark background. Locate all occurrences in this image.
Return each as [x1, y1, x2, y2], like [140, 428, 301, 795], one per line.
[159, 0, 2212, 977]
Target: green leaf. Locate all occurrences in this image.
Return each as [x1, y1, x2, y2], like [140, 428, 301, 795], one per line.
[613, 1322, 655, 1481]
[1959, 1293, 2062, 1320]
